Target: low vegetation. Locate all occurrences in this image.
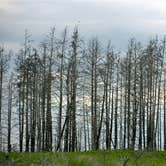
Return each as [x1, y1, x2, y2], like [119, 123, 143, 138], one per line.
[0, 150, 166, 166]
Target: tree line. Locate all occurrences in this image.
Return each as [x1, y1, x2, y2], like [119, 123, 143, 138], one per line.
[0, 27, 166, 152]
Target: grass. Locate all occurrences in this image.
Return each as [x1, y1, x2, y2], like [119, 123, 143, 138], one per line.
[0, 150, 166, 166]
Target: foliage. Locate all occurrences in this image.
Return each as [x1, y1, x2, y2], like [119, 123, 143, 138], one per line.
[0, 150, 166, 166]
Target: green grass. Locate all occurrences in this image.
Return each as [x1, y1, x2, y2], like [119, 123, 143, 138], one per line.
[0, 150, 166, 166]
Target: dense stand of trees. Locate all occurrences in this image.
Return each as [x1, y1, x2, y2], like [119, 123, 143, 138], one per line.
[1, 28, 166, 152]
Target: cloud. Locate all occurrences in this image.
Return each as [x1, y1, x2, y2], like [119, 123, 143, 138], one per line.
[0, 0, 166, 51]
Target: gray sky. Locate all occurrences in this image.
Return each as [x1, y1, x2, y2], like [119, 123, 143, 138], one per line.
[1, 0, 166, 51]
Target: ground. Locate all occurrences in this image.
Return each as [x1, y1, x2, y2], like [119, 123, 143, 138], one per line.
[0, 150, 166, 166]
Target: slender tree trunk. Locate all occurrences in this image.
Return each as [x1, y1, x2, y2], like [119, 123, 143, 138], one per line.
[7, 75, 13, 152]
[114, 61, 119, 149]
[25, 69, 29, 152]
[57, 28, 67, 150]
[0, 67, 3, 152]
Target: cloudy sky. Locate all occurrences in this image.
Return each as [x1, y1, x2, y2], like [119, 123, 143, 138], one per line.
[1, 0, 166, 51]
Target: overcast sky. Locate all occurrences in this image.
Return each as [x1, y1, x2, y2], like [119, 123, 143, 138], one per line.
[1, 0, 166, 51]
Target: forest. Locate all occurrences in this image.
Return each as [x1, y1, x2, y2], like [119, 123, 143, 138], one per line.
[0, 27, 166, 153]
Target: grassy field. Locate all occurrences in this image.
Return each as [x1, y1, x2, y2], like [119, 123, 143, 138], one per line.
[0, 150, 166, 166]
